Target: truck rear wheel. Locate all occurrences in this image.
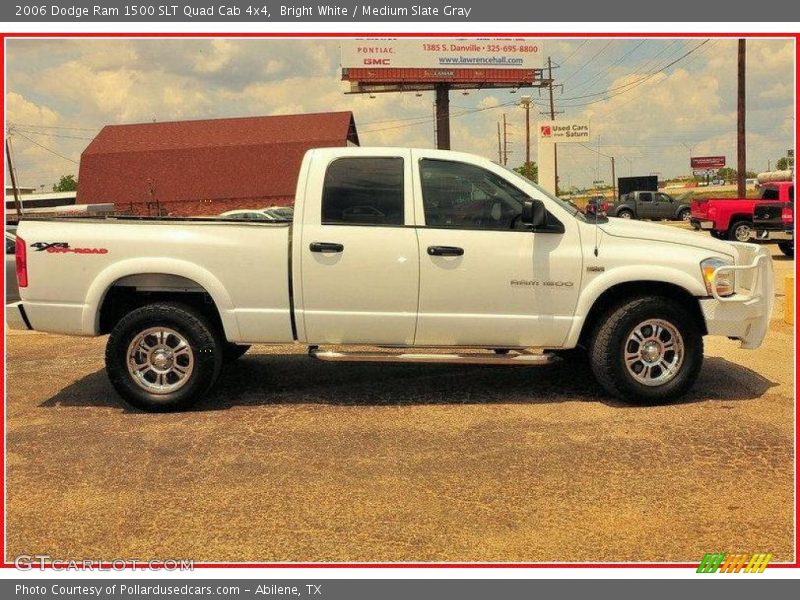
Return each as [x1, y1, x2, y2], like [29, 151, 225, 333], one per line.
[729, 220, 753, 243]
[617, 209, 633, 219]
[589, 296, 703, 404]
[778, 241, 794, 257]
[105, 302, 223, 412]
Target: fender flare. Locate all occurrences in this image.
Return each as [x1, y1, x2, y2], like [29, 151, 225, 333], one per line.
[81, 257, 240, 339]
[563, 266, 707, 348]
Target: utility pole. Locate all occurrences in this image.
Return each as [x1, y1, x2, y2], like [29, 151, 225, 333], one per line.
[497, 122, 502, 163]
[5, 135, 23, 220]
[432, 103, 437, 148]
[611, 156, 617, 200]
[502, 113, 508, 166]
[547, 56, 559, 195]
[434, 83, 451, 150]
[737, 39, 746, 197]
[519, 96, 532, 180]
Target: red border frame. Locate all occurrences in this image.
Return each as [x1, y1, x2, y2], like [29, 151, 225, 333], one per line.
[1, 29, 797, 571]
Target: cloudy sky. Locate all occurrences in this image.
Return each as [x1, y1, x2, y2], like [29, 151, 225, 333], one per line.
[5, 37, 795, 192]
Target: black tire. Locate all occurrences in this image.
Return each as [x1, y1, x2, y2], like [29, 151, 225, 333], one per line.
[223, 343, 251, 363]
[710, 230, 725, 240]
[617, 209, 633, 219]
[677, 208, 691, 222]
[729, 220, 753, 243]
[589, 296, 704, 404]
[494, 348, 510, 355]
[105, 302, 223, 412]
[778, 241, 794, 257]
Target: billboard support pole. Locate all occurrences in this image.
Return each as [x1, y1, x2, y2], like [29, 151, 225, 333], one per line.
[435, 83, 451, 150]
[737, 39, 746, 198]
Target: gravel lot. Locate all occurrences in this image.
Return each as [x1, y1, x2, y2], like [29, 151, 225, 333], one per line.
[4, 242, 794, 564]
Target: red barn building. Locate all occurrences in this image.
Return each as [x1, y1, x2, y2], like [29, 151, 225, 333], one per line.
[77, 111, 359, 216]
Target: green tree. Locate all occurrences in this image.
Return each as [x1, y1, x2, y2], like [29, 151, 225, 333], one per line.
[52, 174, 77, 192]
[716, 167, 736, 181]
[513, 161, 538, 183]
[776, 157, 789, 171]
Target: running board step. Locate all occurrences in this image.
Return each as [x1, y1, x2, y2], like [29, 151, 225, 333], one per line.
[310, 350, 559, 366]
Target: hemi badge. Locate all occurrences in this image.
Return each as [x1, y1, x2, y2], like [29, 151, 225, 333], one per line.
[587, 266, 605, 272]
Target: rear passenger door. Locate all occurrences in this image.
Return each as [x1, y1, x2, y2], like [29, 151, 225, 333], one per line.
[297, 151, 420, 345]
[655, 193, 674, 218]
[637, 192, 656, 218]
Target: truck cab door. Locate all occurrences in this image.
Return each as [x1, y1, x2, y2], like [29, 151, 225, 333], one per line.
[655, 193, 674, 218]
[637, 192, 655, 218]
[295, 150, 420, 345]
[411, 152, 582, 348]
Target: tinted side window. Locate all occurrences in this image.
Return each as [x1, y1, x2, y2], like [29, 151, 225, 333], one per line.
[419, 159, 527, 230]
[656, 193, 671, 203]
[761, 187, 779, 200]
[322, 158, 404, 226]
[639, 192, 653, 202]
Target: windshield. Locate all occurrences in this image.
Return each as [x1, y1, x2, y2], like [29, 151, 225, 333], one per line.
[499, 165, 587, 222]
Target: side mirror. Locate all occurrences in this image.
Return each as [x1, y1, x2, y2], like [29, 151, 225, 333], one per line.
[521, 199, 547, 228]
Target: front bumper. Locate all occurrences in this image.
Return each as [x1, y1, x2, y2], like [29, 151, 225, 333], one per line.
[6, 301, 32, 331]
[697, 219, 715, 231]
[699, 244, 774, 349]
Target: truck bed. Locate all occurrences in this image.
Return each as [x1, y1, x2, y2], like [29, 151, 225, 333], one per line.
[15, 217, 295, 343]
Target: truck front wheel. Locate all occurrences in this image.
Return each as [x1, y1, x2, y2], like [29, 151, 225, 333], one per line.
[589, 296, 703, 404]
[105, 302, 223, 412]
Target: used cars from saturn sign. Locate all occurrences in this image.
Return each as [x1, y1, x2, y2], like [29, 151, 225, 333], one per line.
[538, 121, 592, 142]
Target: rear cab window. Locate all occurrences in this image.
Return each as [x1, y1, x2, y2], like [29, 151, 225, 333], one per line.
[321, 157, 404, 226]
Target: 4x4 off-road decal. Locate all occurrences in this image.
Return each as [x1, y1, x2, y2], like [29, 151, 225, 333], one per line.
[31, 242, 108, 254]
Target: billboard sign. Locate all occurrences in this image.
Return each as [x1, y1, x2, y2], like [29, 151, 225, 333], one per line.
[690, 156, 726, 170]
[538, 120, 592, 143]
[341, 39, 543, 70]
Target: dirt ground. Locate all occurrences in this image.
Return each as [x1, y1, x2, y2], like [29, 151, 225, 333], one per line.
[4, 243, 795, 564]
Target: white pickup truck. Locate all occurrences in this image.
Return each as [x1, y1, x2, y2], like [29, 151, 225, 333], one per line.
[7, 147, 774, 411]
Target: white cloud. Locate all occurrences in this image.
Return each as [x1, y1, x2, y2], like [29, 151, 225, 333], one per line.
[4, 38, 794, 190]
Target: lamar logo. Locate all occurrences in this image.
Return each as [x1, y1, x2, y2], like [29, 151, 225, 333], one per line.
[540, 125, 553, 137]
[696, 552, 772, 573]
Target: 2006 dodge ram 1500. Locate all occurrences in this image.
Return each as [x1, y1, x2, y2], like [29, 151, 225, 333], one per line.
[7, 147, 774, 411]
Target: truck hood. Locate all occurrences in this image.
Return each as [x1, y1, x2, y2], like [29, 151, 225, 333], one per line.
[598, 217, 737, 259]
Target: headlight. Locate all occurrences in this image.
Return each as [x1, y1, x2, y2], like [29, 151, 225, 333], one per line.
[701, 257, 735, 297]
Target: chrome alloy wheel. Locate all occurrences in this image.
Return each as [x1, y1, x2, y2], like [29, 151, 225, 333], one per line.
[734, 223, 752, 242]
[624, 319, 684, 387]
[127, 327, 194, 394]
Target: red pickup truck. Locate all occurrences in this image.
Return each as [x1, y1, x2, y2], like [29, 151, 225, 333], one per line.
[690, 181, 794, 243]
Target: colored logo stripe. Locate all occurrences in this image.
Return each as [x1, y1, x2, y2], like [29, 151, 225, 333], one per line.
[697, 553, 771, 573]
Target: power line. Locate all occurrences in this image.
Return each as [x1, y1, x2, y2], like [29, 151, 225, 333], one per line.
[11, 122, 100, 131]
[559, 40, 588, 67]
[11, 130, 79, 164]
[566, 40, 648, 94]
[557, 40, 710, 108]
[360, 99, 527, 135]
[561, 41, 613, 84]
[12, 127, 94, 141]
